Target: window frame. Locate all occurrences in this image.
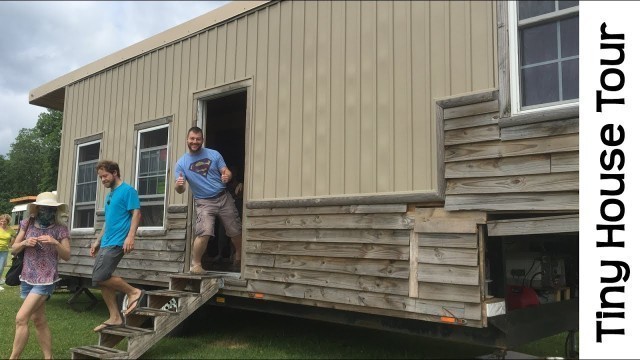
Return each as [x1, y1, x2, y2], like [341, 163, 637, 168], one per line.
[71, 139, 101, 230]
[134, 123, 170, 230]
[507, 0, 579, 115]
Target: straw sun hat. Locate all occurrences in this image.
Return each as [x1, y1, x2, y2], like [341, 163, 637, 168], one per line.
[27, 192, 69, 220]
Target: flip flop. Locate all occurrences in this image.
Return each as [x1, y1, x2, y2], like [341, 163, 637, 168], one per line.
[123, 290, 146, 316]
[93, 321, 124, 332]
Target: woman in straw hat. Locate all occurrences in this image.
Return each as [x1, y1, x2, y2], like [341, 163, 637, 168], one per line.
[9, 192, 70, 360]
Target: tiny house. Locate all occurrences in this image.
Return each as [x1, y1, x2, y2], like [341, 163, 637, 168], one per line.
[30, 0, 579, 352]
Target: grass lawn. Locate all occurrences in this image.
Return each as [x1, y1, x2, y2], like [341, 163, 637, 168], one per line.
[0, 268, 571, 359]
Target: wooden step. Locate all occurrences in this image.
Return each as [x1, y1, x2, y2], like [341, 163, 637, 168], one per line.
[100, 325, 155, 338]
[169, 272, 221, 280]
[145, 289, 199, 298]
[131, 307, 178, 317]
[70, 345, 128, 359]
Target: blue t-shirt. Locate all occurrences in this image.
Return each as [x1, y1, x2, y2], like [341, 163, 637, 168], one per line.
[175, 148, 227, 199]
[102, 182, 140, 248]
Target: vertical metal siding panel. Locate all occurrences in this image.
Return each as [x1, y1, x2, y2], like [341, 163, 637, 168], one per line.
[329, 1, 346, 195]
[376, 1, 393, 193]
[149, 51, 159, 119]
[470, 1, 493, 90]
[215, 25, 227, 85]
[197, 32, 208, 92]
[276, 1, 292, 198]
[245, 13, 259, 200]
[60, 90, 72, 203]
[430, 2, 448, 187]
[288, 1, 305, 197]
[360, 0, 376, 194]
[134, 58, 145, 125]
[115, 66, 130, 180]
[449, 1, 468, 95]
[122, 63, 134, 181]
[171, 42, 186, 204]
[97, 72, 107, 134]
[85, 78, 96, 136]
[156, 48, 167, 117]
[206, 28, 218, 89]
[301, 1, 317, 197]
[126, 61, 140, 190]
[103, 70, 115, 162]
[90, 74, 101, 135]
[141, 55, 151, 123]
[411, 1, 430, 191]
[236, 17, 248, 79]
[344, 1, 361, 195]
[78, 81, 88, 139]
[315, 1, 331, 196]
[225, 21, 237, 83]
[393, 1, 411, 192]
[252, 9, 269, 199]
[264, 4, 280, 198]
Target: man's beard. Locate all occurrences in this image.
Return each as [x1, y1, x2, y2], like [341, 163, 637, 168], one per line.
[189, 143, 202, 153]
[104, 178, 116, 188]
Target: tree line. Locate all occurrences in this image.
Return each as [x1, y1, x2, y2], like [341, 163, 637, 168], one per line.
[0, 109, 62, 214]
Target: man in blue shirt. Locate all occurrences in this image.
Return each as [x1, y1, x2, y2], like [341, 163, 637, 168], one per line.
[175, 126, 242, 274]
[91, 160, 143, 332]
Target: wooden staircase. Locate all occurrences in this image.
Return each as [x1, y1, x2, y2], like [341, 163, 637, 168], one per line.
[70, 273, 223, 359]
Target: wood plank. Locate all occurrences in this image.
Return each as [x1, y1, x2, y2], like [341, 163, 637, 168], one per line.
[246, 213, 414, 230]
[478, 225, 487, 326]
[246, 204, 408, 216]
[443, 99, 499, 119]
[487, 214, 579, 236]
[245, 253, 276, 267]
[246, 191, 443, 209]
[445, 134, 578, 162]
[418, 247, 478, 266]
[437, 89, 498, 109]
[246, 280, 478, 319]
[222, 288, 483, 327]
[273, 255, 409, 279]
[415, 218, 479, 234]
[417, 264, 479, 286]
[445, 155, 551, 179]
[70, 237, 186, 251]
[499, 105, 579, 128]
[446, 172, 579, 195]
[445, 192, 579, 212]
[409, 231, 419, 297]
[551, 152, 579, 173]
[69, 247, 184, 262]
[418, 282, 481, 303]
[244, 266, 408, 295]
[245, 241, 409, 260]
[444, 111, 499, 131]
[445, 124, 500, 146]
[412, 208, 486, 222]
[68, 256, 183, 273]
[418, 233, 478, 249]
[501, 118, 578, 141]
[58, 264, 171, 284]
[246, 228, 410, 245]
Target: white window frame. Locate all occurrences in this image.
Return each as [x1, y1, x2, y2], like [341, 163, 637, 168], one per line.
[508, 1, 579, 115]
[71, 139, 101, 230]
[134, 124, 170, 230]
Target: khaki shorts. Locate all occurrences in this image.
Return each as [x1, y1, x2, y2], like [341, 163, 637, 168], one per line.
[195, 191, 242, 238]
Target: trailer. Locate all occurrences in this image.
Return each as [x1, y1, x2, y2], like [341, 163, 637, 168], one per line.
[30, 1, 579, 357]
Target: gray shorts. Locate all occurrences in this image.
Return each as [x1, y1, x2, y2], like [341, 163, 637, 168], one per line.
[195, 191, 242, 238]
[92, 246, 124, 286]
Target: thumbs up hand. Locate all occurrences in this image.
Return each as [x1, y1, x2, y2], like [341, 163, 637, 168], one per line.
[176, 172, 185, 187]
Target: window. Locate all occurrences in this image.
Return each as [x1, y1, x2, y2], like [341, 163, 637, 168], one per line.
[72, 141, 100, 229]
[509, 1, 579, 112]
[135, 125, 169, 228]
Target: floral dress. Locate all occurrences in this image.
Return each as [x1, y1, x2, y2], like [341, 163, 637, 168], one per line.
[19, 219, 70, 285]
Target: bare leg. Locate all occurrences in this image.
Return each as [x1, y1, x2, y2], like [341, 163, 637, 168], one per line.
[231, 233, 242, 264]
[191, 236, 209, 268]
[31, 302, 52, 359]
[11, 293, 48, 359]
[97, 276, 142, 323]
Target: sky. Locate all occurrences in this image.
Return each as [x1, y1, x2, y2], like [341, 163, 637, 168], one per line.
[0, 1, 228, 156]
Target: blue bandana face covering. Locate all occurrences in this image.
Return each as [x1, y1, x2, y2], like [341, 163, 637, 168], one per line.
[37, 206, 56, 227]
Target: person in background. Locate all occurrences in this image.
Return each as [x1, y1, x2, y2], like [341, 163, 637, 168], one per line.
[9, 192, 71, 360]
[174, 126, 243, 273]
[91, 160, 144, 332]
[0, 213, 17, 290]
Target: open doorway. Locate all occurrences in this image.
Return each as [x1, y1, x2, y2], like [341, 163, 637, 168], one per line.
[202, 89, 247, 273]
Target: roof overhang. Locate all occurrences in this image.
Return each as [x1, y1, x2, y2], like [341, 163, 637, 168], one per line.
[29, 0, 270, 111]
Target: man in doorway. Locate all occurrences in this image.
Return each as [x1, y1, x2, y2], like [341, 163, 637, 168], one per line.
[174, 126, 242, 274]
[91, 160, 144, 332]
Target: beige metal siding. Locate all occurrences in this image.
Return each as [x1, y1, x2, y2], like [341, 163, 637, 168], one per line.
[57, 0, 496, 208]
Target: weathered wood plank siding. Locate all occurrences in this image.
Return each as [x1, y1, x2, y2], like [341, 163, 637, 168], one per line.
[440, 90, 579, 212]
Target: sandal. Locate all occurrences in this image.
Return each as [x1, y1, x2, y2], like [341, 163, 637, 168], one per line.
[123, 290, 146, 316]
[93, 321, 124, 332]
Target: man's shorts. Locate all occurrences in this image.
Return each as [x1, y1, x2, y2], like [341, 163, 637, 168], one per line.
[195, 191, 242, 238]
[20, 282, 56, 300]
[92, 246, 124, 286]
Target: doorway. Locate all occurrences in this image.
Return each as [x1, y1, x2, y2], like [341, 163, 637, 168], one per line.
[201, 89, 247, 273]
